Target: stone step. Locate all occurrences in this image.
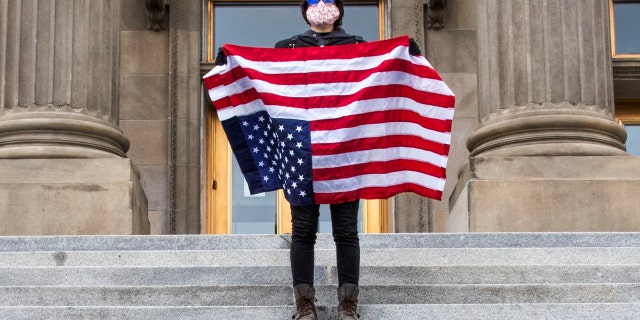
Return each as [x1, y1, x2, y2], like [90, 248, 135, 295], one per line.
[0, 266, 296, 286]
[361, 303, 640, 320]
[2, 233, 638, 319]
[2, 284, 640, 306]
[1, 304, 640, 320]
[2, 264, 640, 286]
[2, 233, 640, 252]
[1, 247, 640, 267]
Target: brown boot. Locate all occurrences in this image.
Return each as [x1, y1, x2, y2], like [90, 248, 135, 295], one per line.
[337, 283, 360, 319]
[292, 284, 317, 320]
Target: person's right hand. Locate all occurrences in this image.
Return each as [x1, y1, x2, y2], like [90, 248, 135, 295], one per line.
[215, 47, 227, 65]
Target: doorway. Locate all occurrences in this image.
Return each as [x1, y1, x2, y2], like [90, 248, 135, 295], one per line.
[204, 0, 390, 234]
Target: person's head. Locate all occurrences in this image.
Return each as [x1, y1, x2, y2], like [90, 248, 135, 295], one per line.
[301, 0, 345, 31]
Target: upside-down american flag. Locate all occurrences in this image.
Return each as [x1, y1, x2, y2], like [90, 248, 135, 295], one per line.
[204, 35, 455, 206]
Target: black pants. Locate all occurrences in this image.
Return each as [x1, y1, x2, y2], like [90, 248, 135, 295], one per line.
[290, 200, 360, 287]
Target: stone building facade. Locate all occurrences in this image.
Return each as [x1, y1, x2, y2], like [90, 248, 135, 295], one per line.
[1, 0, 638, 235]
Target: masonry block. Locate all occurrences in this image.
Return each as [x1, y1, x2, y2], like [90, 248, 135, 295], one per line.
[0, 158, 149, 235]
[449, 156, 640, 232]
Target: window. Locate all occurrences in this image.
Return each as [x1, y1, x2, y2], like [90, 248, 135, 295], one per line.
[626, 124, 640, 155]
[204, 0, 384, 62]
[610, 0, 640, 57]
[616, 104, 640, 156]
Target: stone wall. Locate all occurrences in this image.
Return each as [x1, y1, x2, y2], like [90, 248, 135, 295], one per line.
[119, 0, 202, 234]
[119, 0, 170, 234]
[425, 0, 479, 232]
[390, 0, 479, 232]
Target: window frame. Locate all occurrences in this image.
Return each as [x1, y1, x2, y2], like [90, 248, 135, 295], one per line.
[610, 0, 640, 59]
[615, 101, 640, 124]
[204, 0, 386, 63]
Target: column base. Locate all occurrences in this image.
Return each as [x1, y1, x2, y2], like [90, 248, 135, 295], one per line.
[0, 158, 149, 235]
[467, 102, 627, 157]
[449, 156, 640, 232]
[0, 107, 130, 158]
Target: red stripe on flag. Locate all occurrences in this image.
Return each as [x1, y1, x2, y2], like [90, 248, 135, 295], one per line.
[211, 88, 261, 111]
[311, 135, 451, 157]
[312, 159, 446, 181]
[212, 58, 444, 87]
[314, 183, 443, 203]
[212, 84, 454, 114]
[310, 109, 452, 132]
[203, 74, 222, 92]
[259, 85, 455, 110]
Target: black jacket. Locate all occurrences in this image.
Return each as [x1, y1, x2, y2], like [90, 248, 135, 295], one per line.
[275, 28, 365, 48]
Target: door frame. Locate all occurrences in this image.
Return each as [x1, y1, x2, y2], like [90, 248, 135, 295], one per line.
[203, 0, 391, 234]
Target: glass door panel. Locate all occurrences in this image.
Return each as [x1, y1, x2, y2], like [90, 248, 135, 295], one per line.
[231, 156, 278, 233]
[212, 2, 380, 49]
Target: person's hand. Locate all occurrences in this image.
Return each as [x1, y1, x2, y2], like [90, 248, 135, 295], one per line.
[409, 38, 422, 56]
[215, 47, 227, 65]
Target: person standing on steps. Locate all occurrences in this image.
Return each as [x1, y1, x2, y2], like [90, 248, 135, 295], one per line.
[205, 1, 428, 318]
[274, 1, 364, 319]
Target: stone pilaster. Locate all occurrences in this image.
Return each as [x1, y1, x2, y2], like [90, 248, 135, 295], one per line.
[390, 0, 432, 232]
[0, 0, 148, 235]
[449, 0, 640, 232]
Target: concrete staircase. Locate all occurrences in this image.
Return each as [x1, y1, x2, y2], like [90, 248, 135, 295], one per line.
[1, 233, 640, 319]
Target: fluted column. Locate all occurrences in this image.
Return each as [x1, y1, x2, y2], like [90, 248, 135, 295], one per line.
[467, 0, 627, 156]
[0, 0, 128, 158]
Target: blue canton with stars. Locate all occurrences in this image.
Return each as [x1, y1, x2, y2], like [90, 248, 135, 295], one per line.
[221, 110, 314, 206]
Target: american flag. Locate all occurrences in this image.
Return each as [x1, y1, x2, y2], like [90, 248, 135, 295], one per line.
[204, 36, 455, 206]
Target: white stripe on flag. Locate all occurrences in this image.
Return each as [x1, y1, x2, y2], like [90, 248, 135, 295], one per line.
[210, 70, 453, 103]
[312, 171, 446, 193]
[216, 96, 454, 123]
[228, 45, 409, 75]
[311, 122, 452, 145]
[312, 146, 449, 169]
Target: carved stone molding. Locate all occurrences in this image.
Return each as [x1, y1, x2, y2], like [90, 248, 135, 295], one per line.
[467, 102, 627, 157]
[427, 0, 447, 30]
[168, 0, 179, 234]
[145, 0, 167, 31]
[0, 107, 130, 159]
[613, 59, 640, 79]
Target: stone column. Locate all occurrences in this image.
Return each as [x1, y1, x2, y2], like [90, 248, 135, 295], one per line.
[468, 0, 626, 157]
[0, 0, 148, 235]
[448, 0, 640, 232]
